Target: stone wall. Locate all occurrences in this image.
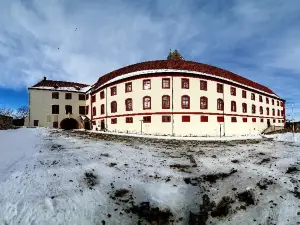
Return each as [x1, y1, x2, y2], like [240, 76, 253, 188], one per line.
[0, 115, 13, 130]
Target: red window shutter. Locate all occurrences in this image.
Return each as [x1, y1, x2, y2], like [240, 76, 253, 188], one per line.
[201, 116, 208, 122]
[243, 118, 247, 122]
[252, 118, 256, 122]
[217, 116, 224, 122]
[231, 117, 237, 122]
[162, 116, 171, 122]
[182, 116, 190, 122]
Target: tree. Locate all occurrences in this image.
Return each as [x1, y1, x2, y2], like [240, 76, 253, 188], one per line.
[15, 106, 29, 119]
[0, 107, 14, 117]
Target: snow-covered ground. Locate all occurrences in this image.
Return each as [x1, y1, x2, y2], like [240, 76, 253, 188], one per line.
[0, 128, 299, 225]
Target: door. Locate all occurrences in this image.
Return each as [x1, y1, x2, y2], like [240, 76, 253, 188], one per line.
[34, 120, 39, 126]
[101, 120, 105, 130]
[267, 119, 271, 127]
[53, 122, 58, 128]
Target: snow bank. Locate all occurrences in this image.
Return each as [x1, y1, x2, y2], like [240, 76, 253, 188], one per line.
[88, 130, 264, 141]
[268, 132, 300, 143]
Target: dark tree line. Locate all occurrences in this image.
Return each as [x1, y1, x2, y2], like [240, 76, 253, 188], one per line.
[0, 106, 29, 119]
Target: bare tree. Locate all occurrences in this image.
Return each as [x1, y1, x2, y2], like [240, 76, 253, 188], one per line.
[15, 106, 29, 119]
[0, 107, 14, 117]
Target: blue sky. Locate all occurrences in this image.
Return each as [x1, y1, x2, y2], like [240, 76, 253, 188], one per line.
[0, 0, 300, 120]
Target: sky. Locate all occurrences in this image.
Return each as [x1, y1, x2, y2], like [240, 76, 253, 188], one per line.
[0, 0, 299, 120]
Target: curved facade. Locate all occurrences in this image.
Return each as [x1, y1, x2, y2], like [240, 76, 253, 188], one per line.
[87, 51, 285, 136]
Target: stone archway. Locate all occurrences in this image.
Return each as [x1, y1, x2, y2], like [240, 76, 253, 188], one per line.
[60, 118, 79, 130]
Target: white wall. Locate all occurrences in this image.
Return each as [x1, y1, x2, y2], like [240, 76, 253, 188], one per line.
[29, 89, 86, 128]
[91, 74, 285, 136]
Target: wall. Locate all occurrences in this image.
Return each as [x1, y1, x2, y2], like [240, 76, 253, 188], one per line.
[0, 115, 13, 130]
[29, 89, 86, 128]
[91, 73, 285, 136]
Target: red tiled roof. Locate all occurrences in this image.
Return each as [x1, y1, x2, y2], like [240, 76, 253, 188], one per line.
[32, 80, 89, 88]
[95, 60, 275, 95]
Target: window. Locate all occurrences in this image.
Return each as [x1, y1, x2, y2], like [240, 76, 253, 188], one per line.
[79, 106, 85, 115]
[47, 115, 51, 122]
[217, 83, 223, 93]
[52, 105, 59, 114]
[65, 105, 72, 114]
[125, 98, 133, 111]
[242, 103, 247, 113]
[162, 95, 170, 109]
[252, 118, 256, 123]
[277, 109, 280, 116]
[200, 80, 207, 91]
[272, 99, 274, 105]
[231, 117, 237, 122]
[162, 116, 171, 122]
[101, 104, 105, 114]
[91, 95, 96, 103]
[251, 93, 255, 100]
[200, 96, 208, 109]
[242, 90, 247, 98]
[92, 121, 96, 125]
[85, 94, 89, 100]
[143, 96, 151, 110]
[126, 117, 133, 123]
[100, 91, 105, 99]
[243, 118, 247, 123]
[201, 116, 208, 122]
[273, 119, 275, 123]
[52, 92, 59, 99]
[182, 95, 190, 109]
[79, 94, 85, 100]
[85, 106, 89, 115]
[230, 87, 236, 96]
[143, 116, 151, 123]
[162, 78, 170, 89]
[111, 118, 117, 124]
[266, 107, 269, 115]
[53, 122, 58, 128]
[181, 78, 189, 89]
[111, 101, 117, 113]
[182, 116, 190, 122]
[261, 118, 264, 123]
[260, 106, 263, 115]
[259, 95, 263, 102]
[92, 107, 96, 116]
[281, 102, 283, 107]
[252, 104, 256, 114]
[281, 110, 284, 116]
[34, 120, 39, 126]
[65, 93, 72, 99]
[125, 82, 132, 92]
[277, 101, 279, 106]
[143, 79, 151, 90]
[217, 98, 224, 110]
[266, 97, 269, 104]
[217, 116, 224, 122]
[231, 101, 236, 112]
[111, 86, 117, 96]
[272, 108, 275, 116]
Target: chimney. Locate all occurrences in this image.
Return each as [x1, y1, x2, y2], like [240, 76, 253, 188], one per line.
[43, 76, 46, 81]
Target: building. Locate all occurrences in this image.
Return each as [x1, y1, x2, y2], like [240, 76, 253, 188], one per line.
[28, 77, 91, 129]
[28, 50, 285, 136]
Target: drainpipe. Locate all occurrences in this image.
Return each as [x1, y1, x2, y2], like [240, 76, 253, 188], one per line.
[222, 84, 225, 136]
[105, 87, 108, 130]
[171, 75, 174, 136]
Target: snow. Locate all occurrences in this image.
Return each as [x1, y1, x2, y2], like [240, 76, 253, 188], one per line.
[0, 128, 299, 225]
[96, 69, 280, 98]
[88, 130, 265, 141]
[30, 86, 91, 93]
[268, 132, 300, 143]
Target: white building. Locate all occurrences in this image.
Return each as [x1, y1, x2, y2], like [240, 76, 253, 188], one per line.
[28, 50, 285, 136]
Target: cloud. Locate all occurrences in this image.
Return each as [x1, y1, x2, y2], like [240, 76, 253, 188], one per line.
[0, 0, 300, 119]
